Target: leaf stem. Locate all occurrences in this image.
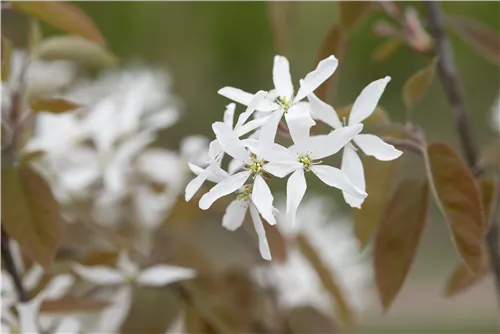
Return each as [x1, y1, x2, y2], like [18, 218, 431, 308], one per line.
[1, 229, 28, 302]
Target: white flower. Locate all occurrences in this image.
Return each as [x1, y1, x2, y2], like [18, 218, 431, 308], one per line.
[73, 251, 196, 287]
[308, 77, 402, 208]
[258, 105, 367, 226]
[218, 55, 338, 145]
[491, 93, 500, 133]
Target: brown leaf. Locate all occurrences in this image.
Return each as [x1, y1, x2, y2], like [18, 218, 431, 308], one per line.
[444, 258, 489, 297]
[263, 223, 288, 263]
[41, 297, 108, 313]
[315, 25, 347, 102]
[286, 306, 338, 334]
[338, 2, 373, 34]
[297, 234, 354, 328]
[402, 58, 437, 109]
[267, 2, 299, 54]
[426, 143, 485, 273]
[11, 1, 105, 45]
[1, 166, 65, 269]
[478, 178, 495, 222]
[374, 179, 429, 311]
[354, 156, 402, 247]
[482, 139, 500, 166]
[372, 39, 402, 63]
[31, 98, 80, 114]
[28, 19, 42, 55]
[2, 37, 13, 82]
[446, 14, 500, 66]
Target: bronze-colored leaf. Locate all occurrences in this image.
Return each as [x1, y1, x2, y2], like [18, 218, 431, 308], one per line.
[354, 156, 402, 247]
[34, 35, 118, 67]
[11, 1, 105, 45]
[444, 258, 489, 297]
[297, 234, 353, 328]
[402, 58, 437, 109]
[28, 19, 42, 54]
[41, 297, 108, 313]
[478, 178, 495, 222]
[1, 166, 65, 269]
[267, 2, 298, 54]
[446, 14, 500, 66]
[1, 37, 13, 82]
[31, 98, 80, 114]
[338, 2, 373, 34]
[286, 306, 338, 334]
[315, 25, 347, 102]
[263, 223, 288, 263]
[371, 39, 402, 63]
[19, 150, 47, 164]
[426, 143, 485, 273]
[374, 179, 428, 311]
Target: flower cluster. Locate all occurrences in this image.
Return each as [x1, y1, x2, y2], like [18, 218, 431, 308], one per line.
[186, 55, 402, 260]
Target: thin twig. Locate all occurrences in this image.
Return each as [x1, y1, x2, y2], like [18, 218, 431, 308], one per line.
[382, 137, 424, 155]
[425, 1, 500, 305]
[1, 229, 28, 302]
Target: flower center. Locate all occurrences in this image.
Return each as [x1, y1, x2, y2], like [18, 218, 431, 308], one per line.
[236, 184, 253, 201]
[298, 153, 312, 172]
[277, 96, 291, 113]
[245, 156, 266, 177]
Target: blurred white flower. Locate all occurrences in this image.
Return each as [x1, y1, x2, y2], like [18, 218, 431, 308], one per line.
[491, 93, 500, 133]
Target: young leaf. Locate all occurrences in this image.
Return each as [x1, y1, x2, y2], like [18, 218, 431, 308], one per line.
[338, 2, 373, 34]
[297, 234, 354, 328]
[34, 35, 118, 67]
[478, 178, 495, 222]
[444, 258, 489, 297]
[1, 37, 13, 82]
[11, 1, 105, 45]
[374, 179, 428, 311]
[426, 143, 485, 273]
[402, 58, 437, 109]
[1, 166, 65, 270]
[41, 297, 108, 313]
[28, 19, 42, 55]
[446, 14, 500, 66]
[371, 39, 402, 63]
[31, 98, 80, 114]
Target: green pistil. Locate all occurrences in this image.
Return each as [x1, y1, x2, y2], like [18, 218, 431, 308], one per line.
[298, 154, 312, 172]
[278, 96, 291, 113]
[236, 184, 253, 200]
[246, 156, 266, 178]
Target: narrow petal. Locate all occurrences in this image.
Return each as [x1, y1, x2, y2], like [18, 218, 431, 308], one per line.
[311, 165, 367, 203]
[212, 122, 250, 162]
[249, 204, 272, 261]
[228, 158, 245, 175]
[138, 265, 196, 287]
[16, 301, 40, 334]
[273, 55, 294, 100]
[285, 104, 316, 149]
[354, 133, 403, 161]
[53, 317, 81, 334]
[222, 199, 248, 231]
[310, 123, 363, 159]
[294, 55, 338, 102]
[39, 274, 75, 300]
[234, 90, 268, 129]
[185, 170, 209, 201]
[218, 87, 278, 112]
[199, 171, 251, 210]
[94, 286, 132, 333]
[349, 76, 391, 125]
[264, 161, 301, 178]
[258, 109, 284, 148]
[234, 114, 270, 137]
[223, 103, 236, 128]
[243, 138, 292, 162]
[286, 170, 307, 227]
[307, 92, 342, 129]
[72, 264, 125, 285]
[208, 139, 223, 161]
[206, 162, 230, 182]
[252, 175, 276, 225]
[341, 146, 366, 208]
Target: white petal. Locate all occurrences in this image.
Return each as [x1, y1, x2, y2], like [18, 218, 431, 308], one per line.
[273, 55, 294, 100]
[258, 109, 284, 149]
[53, 317, 80, 334]
[234, 90, 267, 129]
[199, 171, 251, 210]
[138, 265, 196, 287]
[341, 145, 366, 208]
[243, 138, 292, 162]
[286, 170, 307, 227]
[23, 264, 44, 291]
[311, 164, 367, 201]
[16, 301, 40, 334]
[206, 162, 230, 182]
[222, 199, 249, 231]
[212, 122, 250, 162]
[185, 170, 209, 201]
[307, 92, 342, 129]
[39, 274, 74, 300]
[349, 76, 391, 125]
[354, 133, 403, 161]
[228, 158, 245, 175]
[218, 87, 278, 112]
[252, 175, 276, 225]
[234, 114, 270, 137]
[284, 104, 316, 149]
[249, 204, 272, 261]
[310, 123, 363, 159]
[94, 286, 132, 333]
[117, 251, 140, 278]
[208, 139, 223, 160]
[223, 103, 236, 128]
[264, 161, 301, 178]
[73, 263, 125, 285]
[295, 55, 338, 102]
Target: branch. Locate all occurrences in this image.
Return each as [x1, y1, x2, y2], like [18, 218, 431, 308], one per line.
[424, 2, 480, 170]
[425, 1, 499, 305]
[1, 229, 28, 302]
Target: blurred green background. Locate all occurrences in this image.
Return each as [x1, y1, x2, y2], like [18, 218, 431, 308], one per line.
[4, 1, 500, 332]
